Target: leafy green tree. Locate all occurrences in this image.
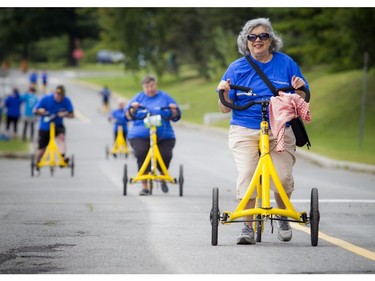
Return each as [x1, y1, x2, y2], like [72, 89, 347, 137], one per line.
[0, 8, 99, 66]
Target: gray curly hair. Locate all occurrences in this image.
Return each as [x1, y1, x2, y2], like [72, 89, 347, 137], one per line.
[237, 18, 283, 56]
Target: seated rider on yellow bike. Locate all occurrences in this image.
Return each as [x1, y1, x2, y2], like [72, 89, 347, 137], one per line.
[108, 98, 129, 143]
[33, 85, 75, 165]
[125, 75, 181, 196]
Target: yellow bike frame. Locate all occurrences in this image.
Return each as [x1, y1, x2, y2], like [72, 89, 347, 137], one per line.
[111, 125, 129, 155]
[101, 103, 110, 113]
[130, 119, 176, 184]
[223, 120, 306, 224]
[37, 122, 68, 168]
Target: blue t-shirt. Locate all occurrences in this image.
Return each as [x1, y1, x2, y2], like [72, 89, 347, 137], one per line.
[29, 72, 38, 84]
[220, 52, 309, 129]
[35, 93, 74, 131]
[21, 92, 39, 117]
[126, 91, 180, 140]
[110, 108, 128, 133]
[5, 93, 22, 118]
[42, 72, 48, 85]
[101, 88, 111, 102]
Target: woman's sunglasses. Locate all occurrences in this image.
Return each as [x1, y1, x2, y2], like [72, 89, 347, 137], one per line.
[247, 33, 270, 42]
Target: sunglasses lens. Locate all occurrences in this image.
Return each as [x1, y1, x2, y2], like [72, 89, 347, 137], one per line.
[247, 35, 257, 42]
[259, 33, 270, 40]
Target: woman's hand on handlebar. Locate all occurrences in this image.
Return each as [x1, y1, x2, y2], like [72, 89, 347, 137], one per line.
[160, 104, 181, 121]
[217, 79, 232, 113]
[291, 75, 307, 101]
[291, 75, 306, 89]
[126, 102, 143, 120]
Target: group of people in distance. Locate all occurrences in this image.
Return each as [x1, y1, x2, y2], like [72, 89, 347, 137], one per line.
[0, 69, 48, 142]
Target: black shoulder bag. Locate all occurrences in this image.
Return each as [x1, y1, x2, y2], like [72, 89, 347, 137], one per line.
[245, 55, 311, 149]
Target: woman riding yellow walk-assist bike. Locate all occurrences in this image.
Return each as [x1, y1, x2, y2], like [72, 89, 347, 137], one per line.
[210, 84, 319, 246]
[31, 113, 75, 177]
[123, 106, 184, 196]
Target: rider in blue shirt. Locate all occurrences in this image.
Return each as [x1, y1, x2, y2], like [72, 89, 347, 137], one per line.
[125, 75, 181, 195]
[108, 98, 129, 142]
[217, 18, 309, 245]
[100, 85, 111, 112]
[33, 85, 74, 164]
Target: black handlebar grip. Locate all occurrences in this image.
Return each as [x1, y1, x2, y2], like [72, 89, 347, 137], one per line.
[218, 90, 257, 110]
[229, 84, 252, 93]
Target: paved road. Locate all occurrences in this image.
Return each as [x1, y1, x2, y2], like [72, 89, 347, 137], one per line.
[0, 70, 375, 274]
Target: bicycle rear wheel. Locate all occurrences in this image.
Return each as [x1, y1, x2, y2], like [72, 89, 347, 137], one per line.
[210, 187, 220, 246]
[178, 164, 184, 197]
[123, 164, 128, 196]
[256, 214, 262, 242]
[310, 187, 320, 246]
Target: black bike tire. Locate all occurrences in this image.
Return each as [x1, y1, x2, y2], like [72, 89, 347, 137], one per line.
[310, 187, 320, 246]
[123, 164, 128, 196]
[31, 154, 35, 177]
[211, 187, 219, 246]
[179, 164, 184, 197]
[256, 214, 262, 243]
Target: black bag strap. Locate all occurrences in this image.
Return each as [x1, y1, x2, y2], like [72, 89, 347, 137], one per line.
[245, 55, 277, 96]
[246, 55, 311, 149]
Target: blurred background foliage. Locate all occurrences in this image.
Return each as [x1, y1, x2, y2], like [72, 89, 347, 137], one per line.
[0, 7, 374, 78]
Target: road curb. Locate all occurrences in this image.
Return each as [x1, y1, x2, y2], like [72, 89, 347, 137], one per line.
[296, 149, 375, 174]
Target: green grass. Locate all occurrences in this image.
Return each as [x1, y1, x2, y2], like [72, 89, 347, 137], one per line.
[78, 66, 375, 165]
[0, 138, 29, 153]
[304, 68, 375, 164]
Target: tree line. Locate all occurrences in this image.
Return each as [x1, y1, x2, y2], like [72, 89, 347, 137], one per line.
[0, 8, 373, 78]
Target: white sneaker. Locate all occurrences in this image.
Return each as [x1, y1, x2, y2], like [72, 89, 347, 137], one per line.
[277, 216, 292, 242]
[237, 224, 256, 245]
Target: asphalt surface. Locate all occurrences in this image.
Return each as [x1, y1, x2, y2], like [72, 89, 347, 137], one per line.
[0, 69, 375, 275]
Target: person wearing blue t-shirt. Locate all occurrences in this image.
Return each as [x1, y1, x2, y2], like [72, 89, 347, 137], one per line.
[29, 69, 38, 88]
[21, 86, 39, 141]
[33, 85, 74, 164]
[100, 85, 111, 112]
[217, 18, 309, 245]
[4, 88, 22, 139]
[108, 98, 128, 142]
[125, 75, 181, 196]
[41, 70, 48, 92]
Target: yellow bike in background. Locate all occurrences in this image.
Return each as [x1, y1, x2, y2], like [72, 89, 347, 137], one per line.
[106, 125, 130, 159]
[31, 114, 75, 177]
[123, 106, 184, 196]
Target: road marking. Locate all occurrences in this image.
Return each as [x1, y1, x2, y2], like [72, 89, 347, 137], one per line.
[74, 109, 91, 123]
[293, 224, 375, 261]
[274, 199, 375, 203]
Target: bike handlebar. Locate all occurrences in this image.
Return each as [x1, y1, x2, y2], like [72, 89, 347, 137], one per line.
[128, 105, 175, 121]
[219, 84, 310, 111]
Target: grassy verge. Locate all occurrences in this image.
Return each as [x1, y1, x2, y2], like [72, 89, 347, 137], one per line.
[78, 66, 375, 165]
[0, 138, 29, 153]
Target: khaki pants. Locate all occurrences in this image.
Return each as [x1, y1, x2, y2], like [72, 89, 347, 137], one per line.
[228, 125, 296, 200]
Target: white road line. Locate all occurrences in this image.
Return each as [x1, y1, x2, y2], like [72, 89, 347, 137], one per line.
[74, 109, 91, 124]
[272, 199, 375, 203]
